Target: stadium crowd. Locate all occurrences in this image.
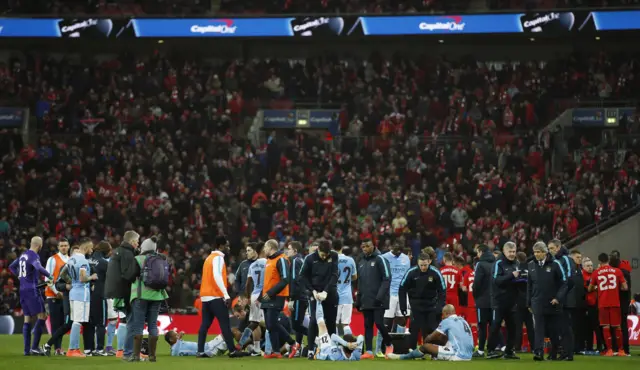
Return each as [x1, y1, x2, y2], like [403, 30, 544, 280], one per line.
[0, 50, 640, 314]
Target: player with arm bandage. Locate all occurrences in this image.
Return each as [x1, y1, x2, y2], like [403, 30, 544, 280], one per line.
[386, 304, 474, 362]
[313, 299, 363, 361]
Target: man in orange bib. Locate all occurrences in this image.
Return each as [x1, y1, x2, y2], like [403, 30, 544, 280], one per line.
[197, 236, 242, 358]
[261, 239, 292, 359]
[44, 238, 70, 355]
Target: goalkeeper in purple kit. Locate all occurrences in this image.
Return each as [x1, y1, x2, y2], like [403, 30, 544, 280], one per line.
[9, 236, 51, 356]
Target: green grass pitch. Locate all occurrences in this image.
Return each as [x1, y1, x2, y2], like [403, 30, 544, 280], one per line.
[0, 334, 637, 370]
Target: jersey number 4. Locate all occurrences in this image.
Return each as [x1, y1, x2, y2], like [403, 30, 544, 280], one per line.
[597, 274, 617, 291]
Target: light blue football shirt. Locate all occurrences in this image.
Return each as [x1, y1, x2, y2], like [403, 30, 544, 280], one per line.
[382, 252, 410, 297]
[248, 258, 266, 296]
[67, 252, 91, 302]
[337, 254, 357, 305]
[436, 315, 474, 360]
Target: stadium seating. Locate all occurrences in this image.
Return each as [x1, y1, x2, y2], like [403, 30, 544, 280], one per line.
[0, 50, 639, 307]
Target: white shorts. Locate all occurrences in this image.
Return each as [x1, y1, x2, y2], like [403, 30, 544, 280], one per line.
[70, 301, 90, 323]
[205, 336, 227, 356]
[106, 299, 118, 320]
[435, 346, 470, 361]
[384, 296, 410, 319]
[249, 294, 264, 323]
[336, 304, 353, 325]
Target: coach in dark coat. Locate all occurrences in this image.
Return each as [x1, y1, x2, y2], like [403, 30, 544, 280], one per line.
[527, 242, 568, 361]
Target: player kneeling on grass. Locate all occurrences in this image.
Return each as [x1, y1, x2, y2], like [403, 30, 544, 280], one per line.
[165, 330, 231, 357]
[386, 304, 473, 362]
[313, 299, 363, 361]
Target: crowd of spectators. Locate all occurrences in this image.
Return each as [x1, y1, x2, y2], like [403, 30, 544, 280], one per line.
[0, 50, 639, 313]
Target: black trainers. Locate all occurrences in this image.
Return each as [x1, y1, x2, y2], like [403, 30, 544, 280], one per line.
[472, 351, 484, 358]
[196, 352, 211, 358]
[504, 352, 520, 360]
[486, 350, 504, 359]
[229, 351, 250, 358]
[41, 344, 52, 357]
[30, 348, 46, 356]
[533, 353, 544, 361]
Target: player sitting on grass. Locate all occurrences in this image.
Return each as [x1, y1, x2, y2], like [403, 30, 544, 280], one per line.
[165, 330, 238, 357]
[386, 304, 473, 362]
[313, 299, 363, 361]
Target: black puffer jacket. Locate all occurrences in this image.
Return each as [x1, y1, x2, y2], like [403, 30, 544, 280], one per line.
[356, 249, 391, 310]
[105, 242, 139, 300]
[472, 251, 495, 309]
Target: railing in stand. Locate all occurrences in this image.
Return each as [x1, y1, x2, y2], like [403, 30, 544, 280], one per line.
[563, 203, 640, 249]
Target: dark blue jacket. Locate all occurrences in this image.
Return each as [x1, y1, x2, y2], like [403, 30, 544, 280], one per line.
[527, 254, 568, 315]
[355, 249, 391, 310]
[399, 265, 446, 312]
[490, 255, 520, 309]
[472, 252, 495, 309]
[288, 254, 305, 300]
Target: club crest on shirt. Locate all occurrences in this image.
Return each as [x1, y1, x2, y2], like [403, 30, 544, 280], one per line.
[546, 267, 551, 272]
[370, 262, 375, 267]
[428, 276, 433, 282]
[327, 258, 332, 263]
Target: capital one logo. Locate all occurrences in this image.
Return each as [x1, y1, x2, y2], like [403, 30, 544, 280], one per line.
[419, 16, 465, 32]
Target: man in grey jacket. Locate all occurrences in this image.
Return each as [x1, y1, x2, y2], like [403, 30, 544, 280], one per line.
[105, 230, 140, 359]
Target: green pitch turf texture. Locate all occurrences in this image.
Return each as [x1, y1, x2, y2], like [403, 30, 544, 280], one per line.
[0, 335, 637, 370]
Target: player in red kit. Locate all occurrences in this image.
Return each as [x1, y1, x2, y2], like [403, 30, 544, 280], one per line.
[461, 260, 477, 347]
[588, 253, 628, 357]
[440, 253, 462, 309]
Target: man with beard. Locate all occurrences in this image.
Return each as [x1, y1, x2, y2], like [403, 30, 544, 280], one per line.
[105, 231, 141, 359]
[85, 241, 112, 356]
[471, 244, 494, 358]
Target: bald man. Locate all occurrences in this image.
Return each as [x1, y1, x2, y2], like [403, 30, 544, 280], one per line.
[9, 236, 51, 356]
[386, 305, 474, 361]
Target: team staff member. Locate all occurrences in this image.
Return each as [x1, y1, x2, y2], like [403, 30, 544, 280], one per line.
[547, 239, 575, 359]
[471, 244, 495, 357]
[513, 252, 534, 353]
[300, 239, 339, 359]
[85, 241, 112, 356]
[569, 249, 585, 355]
[355, 239, 392, 359]
[105, 230, 141, 359]
[261, 239, 293, 359]
[197, 236, 241, 358]
[581, 258, 603, 353]
[398, 253, 446, 350]
[486, 242, 520, 360]
[44, 238, 70, 356]
[285, 241, 307, 357]
[527, 242, 568, 361]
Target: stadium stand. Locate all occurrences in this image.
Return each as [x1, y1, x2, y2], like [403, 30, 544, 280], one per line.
[0, 50, 638, 308]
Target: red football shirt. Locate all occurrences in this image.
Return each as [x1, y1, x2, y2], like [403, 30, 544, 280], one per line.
[582, 269, 597, 307]
[590, 265, 626, 308]
[440, 265, 462, 299]
[463, 270, 476, 308]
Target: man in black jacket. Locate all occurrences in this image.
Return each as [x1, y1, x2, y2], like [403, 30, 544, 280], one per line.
[285, 241, 307, 357]
[355, 239, 392, 359]
[86, 241, 112, 355]
[105, 230, 140, 359]
[569, 249, 585, 355]
[527, 242, 568, 361]
[300, 239, 339, 359]
[514, 252, 534, 353]
[398, 252, 446, 349]
[486, 242, 520, 360]
[472, 244, 495, 357]
[548, 239, 575, 360]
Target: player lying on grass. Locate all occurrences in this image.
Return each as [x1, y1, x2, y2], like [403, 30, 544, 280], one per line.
[313, 299, 364, 361]
[165, 330, 232, 356]
[386, 304, 474, 362]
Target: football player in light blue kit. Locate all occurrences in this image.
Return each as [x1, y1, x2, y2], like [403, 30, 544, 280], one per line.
[376, 243, 410, 357]
[335, 242, 357, 336]
[314, 299, 363, 361]
[65, 240, 98, 357]
[238, 246, 266, 355]
[387, 304, 474, 361]
[165, 330, 227, 356]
